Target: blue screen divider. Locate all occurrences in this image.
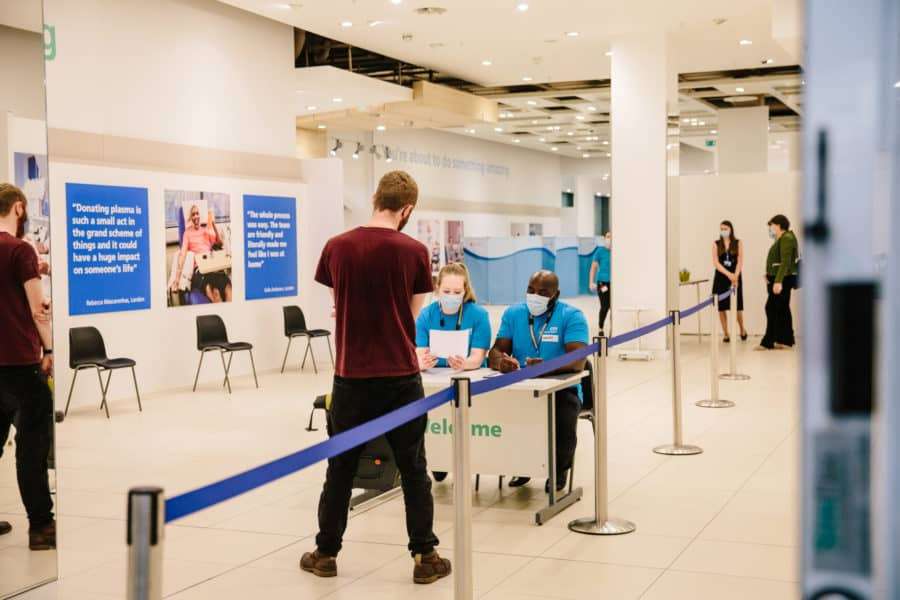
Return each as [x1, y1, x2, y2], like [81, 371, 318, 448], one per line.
[578, 236, 601, 295]
[463, 237, 550, 305]
[554, 237, 579, 298]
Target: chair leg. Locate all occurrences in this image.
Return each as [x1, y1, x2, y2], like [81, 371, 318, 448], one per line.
[64, 369, 79, 418]
[306, 408, 318, 432]
[223, 353, 234, 388]
[221, 351, 232, 394]
[475, 474, 480, 492]
[248, 350, 259, 389]
[131, 366, 143, 412]
[192, 352, 205, 392]
[301, 339, 310, 371]
[499, 475, 504, 490]
[569, 454, 575, 494]
[326, 336, 335, 368]
[97, 368, 111, 419]
[280, 337, 293, 374]
[309, 339, 319, 375]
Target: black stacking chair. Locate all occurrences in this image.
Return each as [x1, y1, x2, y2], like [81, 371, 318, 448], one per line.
[64, 327, 141, 419]
[193, 315, 258, 393]
[281, 306, 334, 374]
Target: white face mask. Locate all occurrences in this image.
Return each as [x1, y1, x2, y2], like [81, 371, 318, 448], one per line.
[769, 227, 777, 239]
[438, 293, 463, 314]
[720, 230, 731, 239]
[526, 293, 551, 317]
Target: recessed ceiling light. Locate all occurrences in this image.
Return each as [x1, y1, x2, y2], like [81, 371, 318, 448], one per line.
[583, 153, 591, 158]
[576, 146, 582, 150]
[539, 137, 546, 142]
[516, 2, 529, 11]
[341, 20, 353, 27]
[739, 39, 752, 46]
[522, 76, 533, 81]
[699, 120, 706, 125]
[467, 128, 476, 134]
[566, 31, 579, 37]
[391, 0, 402, 4]
[527, 100, 538, 106]
[575, 115, 585, 120]
[494, 127, 504, 132]
[894, 81, 900, 88]
[531, 120, 539, 124]
[317, 124, 326, 129]
[602, 140, 609, 145]
[513, 138, 521, 143]
[551, 146, 559, 151]
[566, 188, 572, 193]
[332, 97, 343, 103]
[368, 19, 385, 27]
[682, 118, 690, 123]
[735, 86, 745, 92]
[763, 58, 774, 64]
[376, 124, 386, 131]
[546, 126, 554, 131]
[567, 132, 574, 136]
[604, 51, 612, 57]
[606, 152, 612, 157]
[711, 129, 718, 134]
[306, 105, 317, 111]
[586, 106, 597, 111]
[482, 59, 493, 66]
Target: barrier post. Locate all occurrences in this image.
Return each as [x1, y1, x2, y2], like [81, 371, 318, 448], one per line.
[696, 295, 735, 409]
[720, 286, 751, 381]
[127, 487, 164, 600]
[451, 377, 473, 600]
[654, 311, 703, 456]
[569, 337, 636, 536]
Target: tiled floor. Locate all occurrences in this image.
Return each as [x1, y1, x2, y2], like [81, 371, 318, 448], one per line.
[6, 328, 800, 599]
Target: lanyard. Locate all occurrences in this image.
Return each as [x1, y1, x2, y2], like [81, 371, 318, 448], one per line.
[439, 303, 464, 331]
[529, 309, 555, 351]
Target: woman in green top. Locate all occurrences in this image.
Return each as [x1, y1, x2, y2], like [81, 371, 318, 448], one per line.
[759, 214, 798, 350]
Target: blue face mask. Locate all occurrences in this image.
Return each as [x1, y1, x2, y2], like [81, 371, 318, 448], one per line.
[438, 293, 464, 315]
[526, 293, 551, 317]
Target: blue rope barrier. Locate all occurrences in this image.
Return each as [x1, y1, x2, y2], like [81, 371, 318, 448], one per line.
[163, 292, 720, 523]
[608, 314, 673, 348]
[681, 296, 714, 319]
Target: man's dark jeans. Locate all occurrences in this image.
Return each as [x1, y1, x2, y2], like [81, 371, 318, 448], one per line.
[0, 364, 54, 530]
[315, 373, 439, 557]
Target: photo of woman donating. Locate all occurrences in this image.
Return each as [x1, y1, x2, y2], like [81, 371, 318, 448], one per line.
[711, 220, 747, 341]
[415, 262, 492, 372]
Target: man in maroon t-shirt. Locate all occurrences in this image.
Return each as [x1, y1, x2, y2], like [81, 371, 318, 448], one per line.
[301, 171, 451, 585]
[0, 183, 55, 550]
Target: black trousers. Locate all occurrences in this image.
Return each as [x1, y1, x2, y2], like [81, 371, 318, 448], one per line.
[0, 364, 54, 529]
[554, 388, 580, 483]
[597, 281, 611, 333]
[761, 276, 796, 348]
[316, 373, 438, 557]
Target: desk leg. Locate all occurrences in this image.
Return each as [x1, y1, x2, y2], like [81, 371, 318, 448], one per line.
[535, 392, 582, 525]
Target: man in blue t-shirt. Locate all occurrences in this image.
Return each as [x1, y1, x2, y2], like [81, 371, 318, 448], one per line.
[488, 270, 589, 493]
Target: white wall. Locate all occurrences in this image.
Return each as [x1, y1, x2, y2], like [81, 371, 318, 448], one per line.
[677, 172, 802, 336]
[0, 25, 44, 121]
[717, 106, 770, 174]
[43, 0, 296, 157]
[679, 143, 716, 175]
[334, 128, 566, 235]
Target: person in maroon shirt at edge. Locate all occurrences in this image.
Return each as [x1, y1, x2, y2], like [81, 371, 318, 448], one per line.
[0, 183, 55, 550]
[301, 171, 451, 585]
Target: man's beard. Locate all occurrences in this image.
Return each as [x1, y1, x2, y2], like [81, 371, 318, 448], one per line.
[16, 210, 27, 238]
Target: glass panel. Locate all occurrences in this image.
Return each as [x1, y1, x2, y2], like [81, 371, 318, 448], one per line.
[0, 0, 59, 597]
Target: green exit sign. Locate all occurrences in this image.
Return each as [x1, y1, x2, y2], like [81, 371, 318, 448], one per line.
[705, 139, 716, 147]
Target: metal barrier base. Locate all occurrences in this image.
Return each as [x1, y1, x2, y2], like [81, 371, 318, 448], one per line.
[568, 516, 636, 536]
[719, 373, 751, 381]
[618, 351, 653, 362]
[695, 399, 736, 409]
[653, 444, 703, 456]
[535, 486, 582, 525]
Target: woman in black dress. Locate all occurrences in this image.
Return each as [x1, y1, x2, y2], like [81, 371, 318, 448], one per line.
[712, 220, 747, 341]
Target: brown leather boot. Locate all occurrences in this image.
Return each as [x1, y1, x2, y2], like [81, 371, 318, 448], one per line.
[29, 520, 56, 551]
[300, 550, 337, 578]
[413, 551, 452, 584]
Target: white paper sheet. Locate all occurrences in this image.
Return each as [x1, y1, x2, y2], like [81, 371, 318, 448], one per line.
[429, 328, 470, 359]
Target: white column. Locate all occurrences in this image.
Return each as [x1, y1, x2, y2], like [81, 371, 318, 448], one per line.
[610, 32, 673, 350]
[717, 106, 770, 173]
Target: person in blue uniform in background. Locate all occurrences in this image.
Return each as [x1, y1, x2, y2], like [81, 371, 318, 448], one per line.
[488, 270, 589, 493]
[589, 231, 612, 336]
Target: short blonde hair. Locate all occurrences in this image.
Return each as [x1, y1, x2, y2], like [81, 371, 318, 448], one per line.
[437, 262, 477, 303]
